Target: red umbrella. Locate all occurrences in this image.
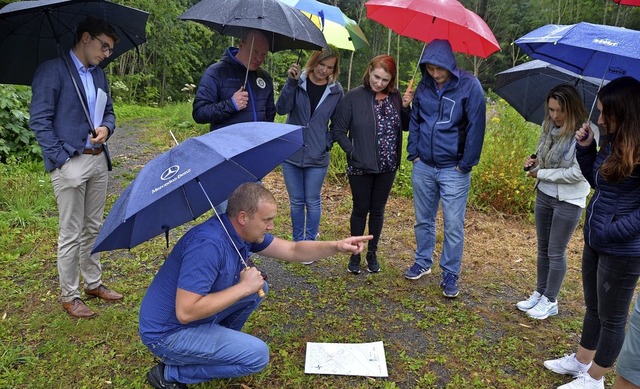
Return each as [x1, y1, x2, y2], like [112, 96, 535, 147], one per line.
[613, 0, 640, 5]
[364, 0, 499, 58]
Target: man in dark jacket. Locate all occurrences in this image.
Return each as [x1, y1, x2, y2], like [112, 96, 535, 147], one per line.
[404, 40, 486, 299]
[192, 29, 276, 132]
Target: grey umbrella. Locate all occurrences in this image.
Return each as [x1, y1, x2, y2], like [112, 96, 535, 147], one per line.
[179, 0, 327, 52]
[494, 60, 606, 125]
[0, 0, 149, 86]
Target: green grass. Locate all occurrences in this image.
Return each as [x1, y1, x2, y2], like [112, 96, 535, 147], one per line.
[0, 101, 613, 388]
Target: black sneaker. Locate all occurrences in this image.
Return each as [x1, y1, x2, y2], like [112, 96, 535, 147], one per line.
[366, 252, 380, 273]
[347, 254, 361, 274]
[147, 362, 188, 389]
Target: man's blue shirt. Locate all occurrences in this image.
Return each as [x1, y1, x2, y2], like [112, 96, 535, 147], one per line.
[139, 214, 273, 343]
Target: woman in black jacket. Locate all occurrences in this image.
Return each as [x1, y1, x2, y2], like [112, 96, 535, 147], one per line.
[544, 76, 640, 389]
[333, 55, 413, 274]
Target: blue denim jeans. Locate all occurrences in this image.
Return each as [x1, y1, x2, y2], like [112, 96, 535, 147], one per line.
[580, 244, 640, 368]
[534, 191, 583, 301]
[411, 161, 470, 276]
[145, 282, 269, 384]
[281, 161, 328, 241]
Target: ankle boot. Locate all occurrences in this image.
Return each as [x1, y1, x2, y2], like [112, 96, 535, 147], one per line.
[366, 251, 380, 273]
[348, 254, 361, 274]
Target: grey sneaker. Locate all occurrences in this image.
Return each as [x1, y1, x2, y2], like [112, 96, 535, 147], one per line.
[526, 296, 558, 320]
[516, 290, 542, 311]
[404, 263, 431, 280]
[348, 254, 361, 274]
[544, 353, 591, 377]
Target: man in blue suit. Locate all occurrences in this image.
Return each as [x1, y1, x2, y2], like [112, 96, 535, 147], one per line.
[30, 16, 123, 318]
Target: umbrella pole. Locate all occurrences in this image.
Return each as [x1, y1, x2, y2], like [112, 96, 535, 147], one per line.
[196, 179, 266, 298]
[243, 34, 255, 90]
[587, 56, 612, 125]
[408, 43, 427, 92]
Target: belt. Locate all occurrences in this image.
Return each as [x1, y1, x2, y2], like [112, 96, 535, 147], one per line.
[82, 146, 104, 155]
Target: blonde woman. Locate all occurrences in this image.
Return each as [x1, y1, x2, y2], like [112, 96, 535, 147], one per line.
[276, 47, 343, 262]
[517, 84, 590, 320]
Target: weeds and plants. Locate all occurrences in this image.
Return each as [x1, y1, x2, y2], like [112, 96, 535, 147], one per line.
[0, 101, 605, 388]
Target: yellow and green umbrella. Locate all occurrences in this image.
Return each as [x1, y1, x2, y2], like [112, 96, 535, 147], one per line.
[279, 0, 369, 51]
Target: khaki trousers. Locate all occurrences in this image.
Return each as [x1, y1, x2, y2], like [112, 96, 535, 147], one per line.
[50, 154, 108, 302]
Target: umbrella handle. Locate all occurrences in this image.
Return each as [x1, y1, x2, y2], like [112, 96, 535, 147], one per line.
[244, 265, 266, 297]
[257, 283, 266, 298]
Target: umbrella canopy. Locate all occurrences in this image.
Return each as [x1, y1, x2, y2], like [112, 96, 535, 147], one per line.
[613, 0, 640, 5]
[514, 22, 640, 81]
[364, 0, 499, 58]
[278, 0, 368, 51]
[92, 121, 304, 253]
[495, 60, 606, 125]
[179, 0, 326, 52]
[0, 0, 149, 85]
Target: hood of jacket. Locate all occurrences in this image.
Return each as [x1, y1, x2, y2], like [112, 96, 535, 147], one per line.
[419, 39, 461, 84]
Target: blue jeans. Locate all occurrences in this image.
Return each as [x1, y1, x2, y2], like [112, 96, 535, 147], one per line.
[580, 244, 640, 368]
[534, 191, 582, 301]
[281, 161, 328, 241]
[145, 283, 269, 384]
[411, 161, 470, 276]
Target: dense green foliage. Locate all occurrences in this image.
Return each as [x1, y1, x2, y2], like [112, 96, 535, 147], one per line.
[0, 0, 640, 164]
[0, 85, 40, 163]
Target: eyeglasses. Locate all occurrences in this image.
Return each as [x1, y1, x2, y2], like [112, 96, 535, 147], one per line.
[91, 35, 113, 56]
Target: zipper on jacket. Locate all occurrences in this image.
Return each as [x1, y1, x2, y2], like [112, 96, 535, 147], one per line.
[585, 168, 601, 248]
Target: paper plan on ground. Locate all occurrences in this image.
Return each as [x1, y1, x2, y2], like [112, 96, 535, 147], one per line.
[304, 341, 388, 377]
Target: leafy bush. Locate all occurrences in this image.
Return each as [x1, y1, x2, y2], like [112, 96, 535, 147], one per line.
[0, 85, 41, 163]
[469, 95, 539, 215]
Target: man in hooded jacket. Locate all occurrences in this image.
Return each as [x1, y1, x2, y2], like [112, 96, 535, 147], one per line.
[404, 40, 486, 298]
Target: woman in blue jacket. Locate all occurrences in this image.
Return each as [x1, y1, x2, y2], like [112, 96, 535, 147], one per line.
[333, 55, 413, 274]
[544, 76, 640, 389]
[276, 47, 343, 263]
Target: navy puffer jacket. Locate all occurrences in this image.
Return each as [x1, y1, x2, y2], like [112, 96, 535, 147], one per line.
[192, 47, 275, 131]
[577, 136, 640, 256]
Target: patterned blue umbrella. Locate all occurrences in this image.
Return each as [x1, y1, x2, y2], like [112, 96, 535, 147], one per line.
[515, 22, 640, 81]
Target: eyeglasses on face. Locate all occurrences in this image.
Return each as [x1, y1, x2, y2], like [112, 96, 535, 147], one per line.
[91, 35, 114, 56]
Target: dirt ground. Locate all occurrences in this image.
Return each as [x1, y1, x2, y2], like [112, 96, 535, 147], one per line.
[106, 120, 586, 310]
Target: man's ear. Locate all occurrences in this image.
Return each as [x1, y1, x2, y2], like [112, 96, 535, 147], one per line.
[237, 210, 248, 226]
[81, 31, 92, 44]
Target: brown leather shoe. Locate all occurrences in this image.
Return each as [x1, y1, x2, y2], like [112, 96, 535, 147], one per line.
[84, 285, 123, 301]
[62, 298, 96, 318]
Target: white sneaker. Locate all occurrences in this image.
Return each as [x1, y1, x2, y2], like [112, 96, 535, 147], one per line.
[527, 296, 558, 319]
[516, 290, 542, 311]
[300, 261, 314, 265]
[558, 371, 604, 389]
[544, 353, 591, 377]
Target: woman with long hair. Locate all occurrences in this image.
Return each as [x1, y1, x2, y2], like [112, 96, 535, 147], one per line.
[516, 84, 591, 320]
[544, 76, 640, 389]
[276, 46, 343, 263]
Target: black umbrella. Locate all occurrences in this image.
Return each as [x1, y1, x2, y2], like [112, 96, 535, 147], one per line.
[494, 60, 606, 125]
[0, 0, 149, 86]
[179, 0, 327, 52]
